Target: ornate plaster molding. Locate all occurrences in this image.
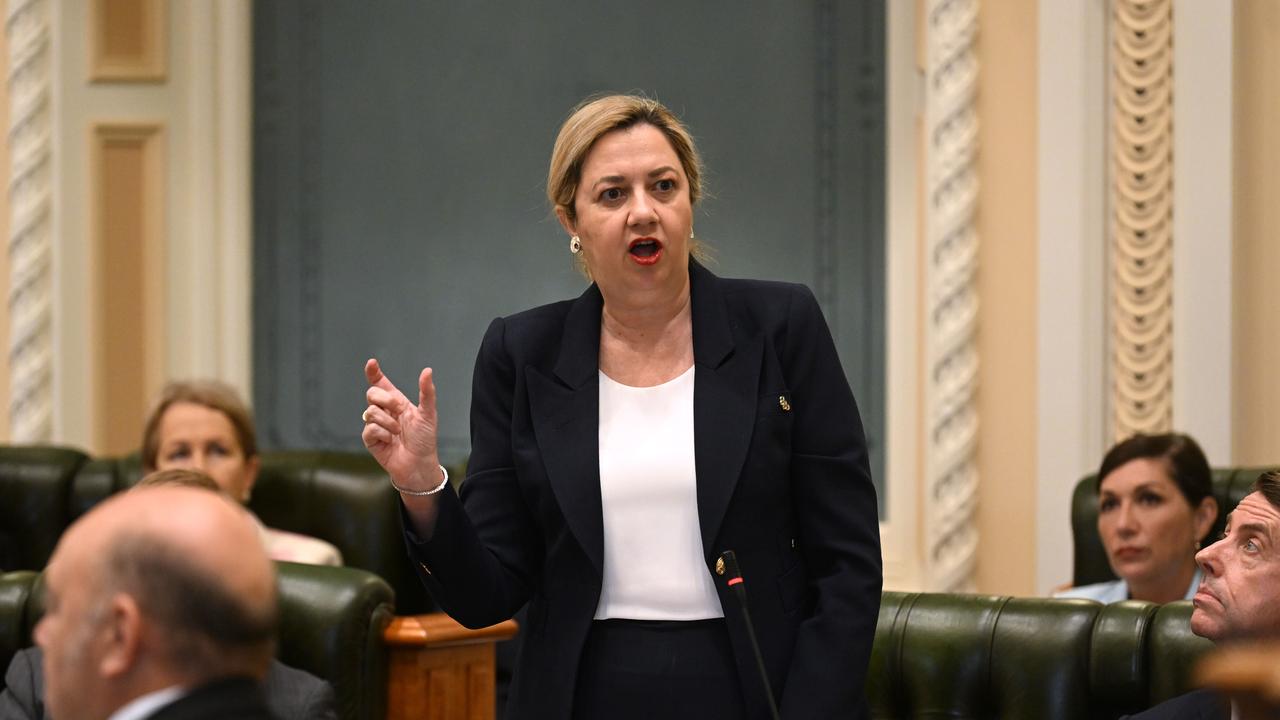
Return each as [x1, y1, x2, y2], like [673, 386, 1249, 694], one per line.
[923, 0, 980, 592]
[1111, 0, 1173, 440]
[6, 0, 53, 442]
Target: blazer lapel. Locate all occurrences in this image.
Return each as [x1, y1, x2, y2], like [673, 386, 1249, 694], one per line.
[528, 283, 605, 576]
[690, 262, 761, 556]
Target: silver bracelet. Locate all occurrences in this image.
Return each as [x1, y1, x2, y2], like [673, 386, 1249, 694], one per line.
[390, 465, 449, 496]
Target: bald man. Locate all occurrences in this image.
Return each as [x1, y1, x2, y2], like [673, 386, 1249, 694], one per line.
[27, 486, 280, 720]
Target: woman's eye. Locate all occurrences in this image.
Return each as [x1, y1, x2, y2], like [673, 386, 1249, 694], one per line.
[1099, 498, 1118, 512]
[1138, 493, 1164, 506]
[600, 188, 623, 202]
[209, 444, 230, 457]
[654, 178, 676, 193]
[165, 448, 191, 462]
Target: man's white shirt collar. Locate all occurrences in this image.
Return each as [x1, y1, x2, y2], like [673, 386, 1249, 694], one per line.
[106, 686, 185, 720]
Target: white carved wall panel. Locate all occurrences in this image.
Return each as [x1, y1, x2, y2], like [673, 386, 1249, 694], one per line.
[6, 0, 53, 443]
[923, 0, 980, 592]
[1111, 0, 1173, 440]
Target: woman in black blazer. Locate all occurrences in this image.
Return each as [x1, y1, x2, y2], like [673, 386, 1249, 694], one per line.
[362, 95, 881, 719]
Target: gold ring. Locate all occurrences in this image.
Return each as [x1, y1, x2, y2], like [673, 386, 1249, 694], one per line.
[362, 409, 371, 423]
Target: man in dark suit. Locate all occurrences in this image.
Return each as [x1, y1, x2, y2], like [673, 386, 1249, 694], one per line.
[27, 484, 283, 720]
[1127, 470, 1280, 719]
[0, 646, 335, 720]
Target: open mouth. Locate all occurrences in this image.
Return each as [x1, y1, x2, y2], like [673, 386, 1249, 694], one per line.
[628, 238, 663, 265]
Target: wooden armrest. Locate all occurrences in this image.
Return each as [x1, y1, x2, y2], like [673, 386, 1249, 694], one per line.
[384, 612, 518, 647]
[384, 612, 518, 720]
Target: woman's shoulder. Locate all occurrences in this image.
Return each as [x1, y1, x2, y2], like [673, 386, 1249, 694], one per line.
[1053, 579, 1128, 603]
[263, 527, 344, 567]
[702, 266, 818, 321]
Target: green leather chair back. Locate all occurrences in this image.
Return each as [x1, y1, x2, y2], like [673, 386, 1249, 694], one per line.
[0, 570, 40, 679]
[869, 591, 1214, 719]
[0, 564, 394, 720]
[250, 452, 436, 614]
[61, 450, 438, 614]
[1071, 466, 1271, 586]
[0, 448, 89, 572]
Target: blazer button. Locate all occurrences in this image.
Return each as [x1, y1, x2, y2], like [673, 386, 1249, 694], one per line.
[715, 557, 725, 576]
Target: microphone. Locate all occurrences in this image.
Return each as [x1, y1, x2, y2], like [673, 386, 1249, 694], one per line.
[719, 550, 781, 720]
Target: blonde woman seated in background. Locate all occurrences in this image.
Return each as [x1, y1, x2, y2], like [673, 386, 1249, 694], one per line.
[143, 380, 343, 566]
[1056, 433, 1218, 604]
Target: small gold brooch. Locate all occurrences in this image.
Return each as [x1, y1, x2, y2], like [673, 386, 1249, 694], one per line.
[779, 395, 791, 412]
[715, 557, 725, 575]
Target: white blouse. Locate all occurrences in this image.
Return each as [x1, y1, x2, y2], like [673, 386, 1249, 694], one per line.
[594, 366, 723, 620]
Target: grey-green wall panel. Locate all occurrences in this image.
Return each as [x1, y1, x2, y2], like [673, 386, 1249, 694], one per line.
[253, 1, 886, 512]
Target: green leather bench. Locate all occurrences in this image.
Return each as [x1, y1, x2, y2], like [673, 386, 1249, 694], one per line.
[0, 446, 510, 720]
[1070, 466, 1271, 586]
[868, 591, 1213, 719]
[0, 446, 439, 614]
[0, 563, 395, 720]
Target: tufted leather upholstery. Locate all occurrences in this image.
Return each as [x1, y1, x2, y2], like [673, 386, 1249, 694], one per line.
[0, 563, 394, 720]
[868, 591, 1214, 719]
[0, 446, 441, 614]
[1070, 466, 1272, 587]
[0, 448, 88, 573]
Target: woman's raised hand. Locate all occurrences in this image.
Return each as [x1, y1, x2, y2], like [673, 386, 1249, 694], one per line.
[362, 358, 443, 491]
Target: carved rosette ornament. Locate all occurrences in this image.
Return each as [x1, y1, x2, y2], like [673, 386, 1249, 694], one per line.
[6, 0, 53, 442]
[1111, 0, 1173, 440]
[923, 0, 979, 592]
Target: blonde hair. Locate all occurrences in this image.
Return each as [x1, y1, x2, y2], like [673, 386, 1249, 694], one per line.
[547, 94, 704, 223]
[142, 380, 257, 471]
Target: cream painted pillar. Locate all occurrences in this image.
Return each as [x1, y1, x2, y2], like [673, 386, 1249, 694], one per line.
[1036, 0, 1109, 594]
[49, 0, 253, 453]
[1172, 0, 1233, 462]
[1232, 1, 1280, 465]
[881, 0, 924, 592]
[973, 0, 1038, 597]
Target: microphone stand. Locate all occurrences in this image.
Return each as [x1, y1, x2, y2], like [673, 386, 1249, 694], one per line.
[719, 550, 781, 720]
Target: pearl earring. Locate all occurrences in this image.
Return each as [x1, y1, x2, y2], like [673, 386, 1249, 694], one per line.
[569, 236, 581, 254]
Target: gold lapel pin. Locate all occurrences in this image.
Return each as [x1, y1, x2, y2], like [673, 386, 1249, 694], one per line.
[779, 395, 791, 412]
[715, 557, 726, 576]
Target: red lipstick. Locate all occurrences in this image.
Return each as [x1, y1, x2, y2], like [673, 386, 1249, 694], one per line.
[627, 237, 663, 266]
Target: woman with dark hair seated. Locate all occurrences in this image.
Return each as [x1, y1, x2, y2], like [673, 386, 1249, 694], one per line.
[1057, 432, 1218, 604]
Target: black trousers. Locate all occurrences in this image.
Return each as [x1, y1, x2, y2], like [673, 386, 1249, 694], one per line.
[572, 618, 748, 719]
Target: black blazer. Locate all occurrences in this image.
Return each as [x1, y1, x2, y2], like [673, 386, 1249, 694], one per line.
[146, 678, 277, 720]
[0, 647, 335, 720]
[405, 261, 882, 719]
[1123, 689, 1231, 720]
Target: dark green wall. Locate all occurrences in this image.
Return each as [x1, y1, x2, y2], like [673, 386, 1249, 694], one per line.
[253, 1, 886, 511]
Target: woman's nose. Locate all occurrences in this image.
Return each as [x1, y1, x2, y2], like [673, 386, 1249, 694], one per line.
[628, 192, 657, 226]
[190, 451, 210, 471]
[1115, 502, 1138, 533]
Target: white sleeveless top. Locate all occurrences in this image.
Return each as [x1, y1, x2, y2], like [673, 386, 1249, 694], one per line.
[594, 366, 724, 620]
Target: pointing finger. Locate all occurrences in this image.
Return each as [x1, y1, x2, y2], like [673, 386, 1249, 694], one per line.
[365, 358, 400, 395]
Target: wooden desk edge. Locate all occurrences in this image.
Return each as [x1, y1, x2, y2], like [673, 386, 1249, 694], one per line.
[383, 612, 518, 647]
